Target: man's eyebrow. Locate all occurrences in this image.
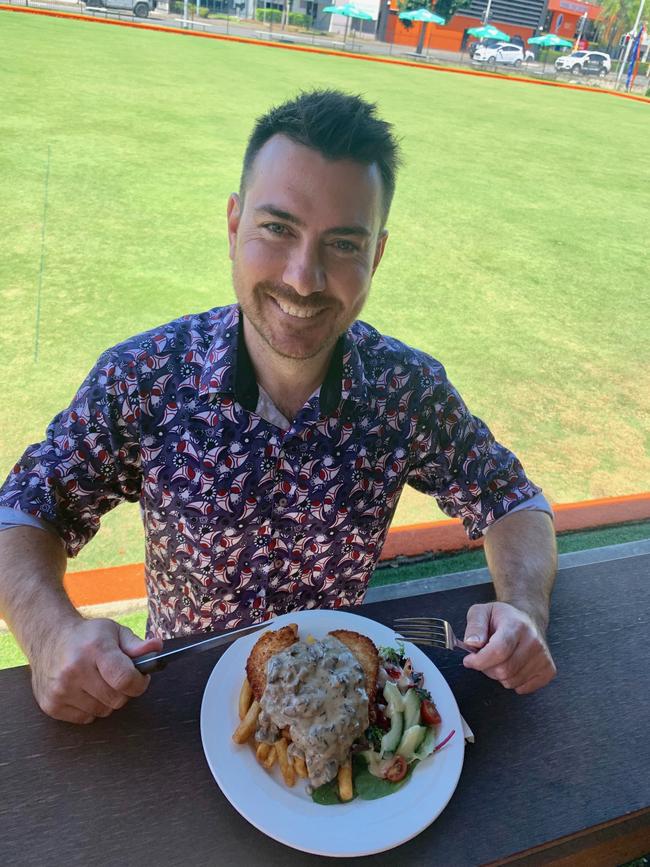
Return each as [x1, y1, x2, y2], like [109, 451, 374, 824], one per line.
[325, 225, 371, 238]
[255, 205, 371, 237]
[255, 205, 304, 226]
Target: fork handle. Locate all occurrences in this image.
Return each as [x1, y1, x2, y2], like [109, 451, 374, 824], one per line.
[453, 637, 477, 653]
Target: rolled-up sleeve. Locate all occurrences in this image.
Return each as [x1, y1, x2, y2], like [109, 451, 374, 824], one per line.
[407, 374, 542, 540]
[0, 352, 142, 557]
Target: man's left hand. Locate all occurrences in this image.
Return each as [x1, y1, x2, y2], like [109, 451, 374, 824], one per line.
[461, 602, 556, 694]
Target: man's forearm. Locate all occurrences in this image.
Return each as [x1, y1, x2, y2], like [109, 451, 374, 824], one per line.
[0, 526, 79, 660]
[483, 509, 557, 631]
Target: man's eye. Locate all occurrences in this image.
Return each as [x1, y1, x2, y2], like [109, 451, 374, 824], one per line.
[263, 223, 288, 236]
[332, 239, 358, 252]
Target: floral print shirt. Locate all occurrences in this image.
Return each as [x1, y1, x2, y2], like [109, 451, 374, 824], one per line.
[0, 305, 543, 637]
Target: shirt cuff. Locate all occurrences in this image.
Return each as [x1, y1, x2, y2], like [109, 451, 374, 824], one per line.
[0, 507, 65, 543]
[483, 492, 554, 534]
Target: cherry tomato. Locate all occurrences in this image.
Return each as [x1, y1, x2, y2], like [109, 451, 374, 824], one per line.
[384, 664, 402, 680]
[384, 755, 408, 782]
[420, 699, 441, 726]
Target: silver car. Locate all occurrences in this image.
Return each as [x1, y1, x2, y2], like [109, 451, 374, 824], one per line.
[555, 51, 612, 76]
[473, 43, 533, 68]
[84, 0, 157, 17]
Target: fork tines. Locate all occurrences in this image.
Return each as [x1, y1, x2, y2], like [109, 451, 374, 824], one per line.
[393, 617, 449, 646]
[394, 617, 445, 624]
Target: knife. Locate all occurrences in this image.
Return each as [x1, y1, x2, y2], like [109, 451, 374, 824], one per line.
[133, 620, 273, 674]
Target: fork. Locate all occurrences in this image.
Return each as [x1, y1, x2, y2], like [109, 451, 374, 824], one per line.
[393, 617, 477, 654]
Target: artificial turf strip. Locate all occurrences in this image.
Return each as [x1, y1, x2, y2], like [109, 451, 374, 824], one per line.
[1, 520, 648, 670]
[370, 519, 650, 587]
[0, 12, 648, 576]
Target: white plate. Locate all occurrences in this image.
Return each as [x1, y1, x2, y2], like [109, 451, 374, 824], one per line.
[200, 610, 465, 857]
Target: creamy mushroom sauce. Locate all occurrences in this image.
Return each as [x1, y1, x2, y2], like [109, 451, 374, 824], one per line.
[256, 637, 369, 788]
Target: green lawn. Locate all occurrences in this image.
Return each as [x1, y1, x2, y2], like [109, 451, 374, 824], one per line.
[0, 12, 648, 574]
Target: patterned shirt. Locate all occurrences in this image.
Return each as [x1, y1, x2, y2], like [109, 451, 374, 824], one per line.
[0, 305, 544, 638]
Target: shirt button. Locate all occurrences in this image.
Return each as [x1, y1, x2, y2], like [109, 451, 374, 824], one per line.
[277, 497, 288, 508]
[274, 558, 283, 569]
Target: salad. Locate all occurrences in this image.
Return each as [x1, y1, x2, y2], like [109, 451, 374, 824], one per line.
[311, 641, 452, 804]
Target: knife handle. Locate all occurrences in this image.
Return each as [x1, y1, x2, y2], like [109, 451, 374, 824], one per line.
[133, 652, 169, 675]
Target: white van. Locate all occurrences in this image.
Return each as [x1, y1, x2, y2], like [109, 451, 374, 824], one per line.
[83, 0, 158, 18]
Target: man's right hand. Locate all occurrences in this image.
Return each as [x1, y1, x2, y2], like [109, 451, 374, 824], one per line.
[31, 617, 163, 724]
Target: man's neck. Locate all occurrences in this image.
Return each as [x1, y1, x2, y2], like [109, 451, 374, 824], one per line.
[241, 316, 334, 422]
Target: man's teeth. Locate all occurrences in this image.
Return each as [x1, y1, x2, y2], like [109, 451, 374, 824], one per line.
[275, 299, 321, 319]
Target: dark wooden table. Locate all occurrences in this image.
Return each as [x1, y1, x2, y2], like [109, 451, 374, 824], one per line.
[2, 554, 649, 866]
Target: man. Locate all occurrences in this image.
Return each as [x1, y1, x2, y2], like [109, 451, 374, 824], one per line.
[0, 90, 557, 725]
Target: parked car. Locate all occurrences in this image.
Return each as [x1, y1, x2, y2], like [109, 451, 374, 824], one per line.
[82, 0, 157, 17]
[555, 51, 612, 76]
[468, 38, 499, 58]
[472, 42, 533, 67]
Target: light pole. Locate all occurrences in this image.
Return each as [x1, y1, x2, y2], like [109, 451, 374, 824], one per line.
[574, 10, 587, 49]
[615, 0, 646, 89]
[482, 0, 492, 25]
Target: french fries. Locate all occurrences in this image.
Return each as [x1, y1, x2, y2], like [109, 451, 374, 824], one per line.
[262, 745, 277, 769]
[337, 760, 354, 802]
[232, 673, 353, 802]
[293, 756, 308, 779]
[275, 737, 295, 787]
[238, 677, 253, 720]
[232, 698, 260, 744]
[255, 742, 271, 763]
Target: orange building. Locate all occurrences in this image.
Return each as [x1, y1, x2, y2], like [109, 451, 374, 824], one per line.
[381, 0, 602, 54]
[545, 0, 602, 43]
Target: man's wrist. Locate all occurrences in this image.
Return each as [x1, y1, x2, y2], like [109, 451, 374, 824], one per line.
[497, 596, 549, 634]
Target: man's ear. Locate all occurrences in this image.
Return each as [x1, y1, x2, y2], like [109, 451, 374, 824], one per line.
[371, 229, 388, 276]
[227, 193, 241, 260]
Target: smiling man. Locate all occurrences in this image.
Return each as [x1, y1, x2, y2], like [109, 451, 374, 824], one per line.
[0, 90, 557, 724]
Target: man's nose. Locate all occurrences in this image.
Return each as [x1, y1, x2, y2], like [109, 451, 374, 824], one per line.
[282, 241, 326, 297]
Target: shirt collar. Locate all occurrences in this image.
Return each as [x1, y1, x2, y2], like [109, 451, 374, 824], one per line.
[198, 305, 369, 414]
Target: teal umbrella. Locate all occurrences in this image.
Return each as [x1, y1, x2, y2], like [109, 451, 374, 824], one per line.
[399, 8, 445, 57]
[528, 33, 573, 47]
[467, 24, 510, 41]
[398, 8, 445, 23]
[323, 3, 375, 43]
[527, 32, 573, 72]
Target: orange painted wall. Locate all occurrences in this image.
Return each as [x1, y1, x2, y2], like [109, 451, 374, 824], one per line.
[548, 11, 587, 40]
[385, 11, 536, 53]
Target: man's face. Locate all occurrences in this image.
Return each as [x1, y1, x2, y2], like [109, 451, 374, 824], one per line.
[227, 135, 388, 361]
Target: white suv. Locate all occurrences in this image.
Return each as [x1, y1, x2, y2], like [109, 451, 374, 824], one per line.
[555, 51, 612, 76]
[473, 42, 533, 68]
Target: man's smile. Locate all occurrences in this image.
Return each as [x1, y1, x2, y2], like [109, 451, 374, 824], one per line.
[267, 294, 329, 321]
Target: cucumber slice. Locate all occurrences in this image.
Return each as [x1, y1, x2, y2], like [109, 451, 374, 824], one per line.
[396, 725, 428, 760]
[379, 709, 403, 757]
[403, 688, 421, 730]
[383, 681, 404, 715]
[414, 726, 437, 761]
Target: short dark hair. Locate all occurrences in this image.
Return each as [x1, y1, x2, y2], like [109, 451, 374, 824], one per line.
[240, 89, 401, 225]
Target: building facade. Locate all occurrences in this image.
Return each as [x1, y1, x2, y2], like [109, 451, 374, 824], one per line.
[377, 0, 601, 53]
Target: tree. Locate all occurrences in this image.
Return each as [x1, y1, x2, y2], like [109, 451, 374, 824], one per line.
[432, 0, 471, 20]
[398, 0, 468, 18]
[597, 0, 640, 52]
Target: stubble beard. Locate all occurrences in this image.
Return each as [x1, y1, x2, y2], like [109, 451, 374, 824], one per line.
[236, 278, 366, 361]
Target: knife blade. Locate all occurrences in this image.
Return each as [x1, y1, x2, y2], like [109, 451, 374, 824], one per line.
[133, 620, 273, 674]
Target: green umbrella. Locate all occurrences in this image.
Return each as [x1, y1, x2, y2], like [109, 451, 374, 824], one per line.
[398, 7, 445, 56]
[527, 32, 573, 73]
[323, 3, 374, 43]
[528, 33, 573, 47]
[467, 24, 510, 41]
[398, 8, 445, 23]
